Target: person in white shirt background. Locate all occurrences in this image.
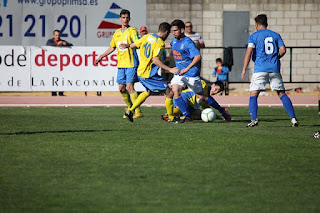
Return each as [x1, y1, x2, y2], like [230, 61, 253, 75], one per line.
[185, 21, 205, 49]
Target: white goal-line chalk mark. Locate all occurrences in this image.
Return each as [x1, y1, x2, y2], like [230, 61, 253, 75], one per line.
[0, 104, 317, 108]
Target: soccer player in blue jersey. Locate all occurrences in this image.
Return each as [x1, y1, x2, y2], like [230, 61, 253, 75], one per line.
[167, 19, 231, 122]
[241, 14, 298, 127]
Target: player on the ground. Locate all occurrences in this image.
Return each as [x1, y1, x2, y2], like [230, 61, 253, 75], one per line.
[120, 22, 180, 123]
[166, 19, 231, 122]
[241, 14, 298, 127]
[95, 9, 143, 119]
[161, 80, 225, 120]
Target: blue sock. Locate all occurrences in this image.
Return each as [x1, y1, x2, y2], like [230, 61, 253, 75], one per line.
[175, 97, 191, 118]
[280, 94, 296, 119]
[206, 96, 224, 113]
[249, 96, 258, 120]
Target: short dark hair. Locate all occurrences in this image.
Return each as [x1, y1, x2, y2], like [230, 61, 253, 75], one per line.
[216, 58, 223, 63]
[215, 81, 225, 92]
[53, 30, 60, 34]
[255, 14, 268, 27]
[159, 22, 171, 33]
[171, 19, 185, 29]
[120, 9, 130, 19]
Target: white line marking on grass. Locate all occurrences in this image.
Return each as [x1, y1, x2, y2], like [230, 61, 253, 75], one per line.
[0, 104, 317, 108]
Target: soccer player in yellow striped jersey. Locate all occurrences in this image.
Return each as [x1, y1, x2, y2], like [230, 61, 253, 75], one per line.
[120, 22, 182, 123]
[95, 9, 143, 119]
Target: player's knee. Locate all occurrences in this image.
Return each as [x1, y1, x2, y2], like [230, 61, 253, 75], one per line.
[164, 88, 173, 98]
[173, 89, 180, 96]
[173, 93, 179, 99]
[276, 90, 285, 97]
[173, 93, 181, 99]
[119, 86, 126, 94]
[166, 93, 173, 99]
[250, 91, 260, 97]
[126, 84, 134, 92]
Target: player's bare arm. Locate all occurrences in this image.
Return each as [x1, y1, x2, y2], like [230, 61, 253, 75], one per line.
[241, 47, 253, 80]
[197, 41, 205, 48]
[119, 43, 137, 50]
[165, 43, 172, 49]
[179, 54, 201, 76]
[95, 47, 116, 64]
[153, 57, 179, 74]
[129, 43, 137, 49]
[278, 46, 286, 59]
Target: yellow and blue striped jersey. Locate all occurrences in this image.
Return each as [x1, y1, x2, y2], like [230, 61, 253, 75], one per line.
[134, 34, 165, 78]
[110, 26, 139, 68]
[181, 80, 210, 109]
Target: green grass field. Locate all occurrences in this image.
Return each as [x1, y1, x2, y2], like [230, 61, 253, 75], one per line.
[1, 107, 320, 212]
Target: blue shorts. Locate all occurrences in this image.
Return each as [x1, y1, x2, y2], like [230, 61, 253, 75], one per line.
[138, 74, 168, 92]
[117, 68, 138, 85]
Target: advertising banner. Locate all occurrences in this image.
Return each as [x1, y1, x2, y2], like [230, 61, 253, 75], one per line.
[0, 46, 31, 91]
[0, 46, 145, 91]
[0, 0, 146, 46]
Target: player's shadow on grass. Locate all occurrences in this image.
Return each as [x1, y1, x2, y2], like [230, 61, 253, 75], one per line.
[261, 118, 292, 122]
[223, 118, 289, 123]
[0, 129, 111, 136]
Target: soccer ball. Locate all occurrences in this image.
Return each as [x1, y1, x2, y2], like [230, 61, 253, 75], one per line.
[201, 108, 216, 122]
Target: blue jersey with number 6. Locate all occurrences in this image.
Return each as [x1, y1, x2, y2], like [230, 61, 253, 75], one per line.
[248, 29, 285, 73]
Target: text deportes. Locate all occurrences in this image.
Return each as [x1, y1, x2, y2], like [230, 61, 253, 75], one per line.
[34, 49, 117, 71]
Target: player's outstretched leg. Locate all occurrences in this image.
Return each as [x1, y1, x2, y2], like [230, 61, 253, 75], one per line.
[278, 92, 298, 127]
[196, 92, 231, 122]
[125, 91, 150, 122]
[127, 82, 143, 119]
[130, 92, 144, 118]
[206, 95, 231, 122]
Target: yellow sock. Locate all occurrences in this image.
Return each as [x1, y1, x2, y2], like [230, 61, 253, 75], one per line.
[129, 91, 150, 112]
[165, 98, 174, 121]
[173, 107, 181, 116]
[121, 91, 132, 108]
[130, 92, 142, 114]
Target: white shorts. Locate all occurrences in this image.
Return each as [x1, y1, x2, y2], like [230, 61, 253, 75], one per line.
[250, 72, 285, 91]
[171, 75, 203, 94]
